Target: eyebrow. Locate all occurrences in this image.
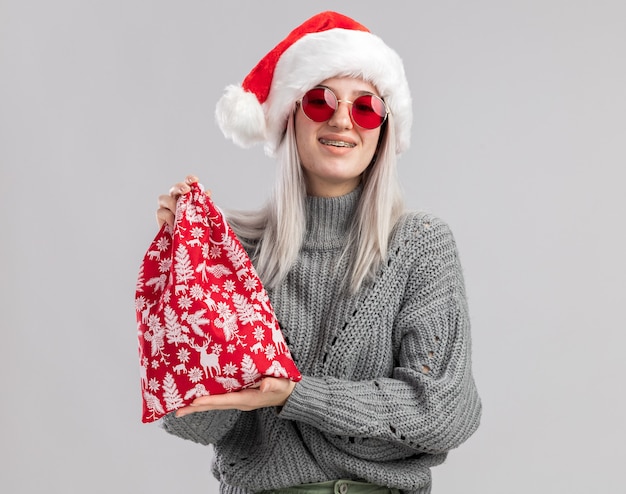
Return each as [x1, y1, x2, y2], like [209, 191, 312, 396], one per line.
[318, 84, 378, 98]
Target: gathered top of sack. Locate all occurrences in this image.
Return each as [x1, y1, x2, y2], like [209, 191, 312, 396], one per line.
[135, 183, 301, 423]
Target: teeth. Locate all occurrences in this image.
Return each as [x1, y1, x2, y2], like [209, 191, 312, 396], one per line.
[319, 138, 355, 148]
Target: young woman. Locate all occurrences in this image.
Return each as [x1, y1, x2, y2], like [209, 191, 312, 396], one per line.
[154, 11, 481, 494]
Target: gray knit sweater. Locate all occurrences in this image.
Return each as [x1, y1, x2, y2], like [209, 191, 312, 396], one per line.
[162, 187, 481, 493]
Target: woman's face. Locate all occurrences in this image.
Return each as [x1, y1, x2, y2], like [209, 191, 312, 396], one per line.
[295, 77, 383, 197]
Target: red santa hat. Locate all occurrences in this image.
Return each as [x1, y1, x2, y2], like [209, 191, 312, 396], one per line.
[215, 11, 412, 157]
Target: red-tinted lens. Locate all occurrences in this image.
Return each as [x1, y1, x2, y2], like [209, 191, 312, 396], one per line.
[301, 87, 336, 122]
[351, 94, 387, 129]
[301, 87, 388, 129]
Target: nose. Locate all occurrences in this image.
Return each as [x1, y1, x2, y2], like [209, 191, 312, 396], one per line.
[327, 100, 353, 130]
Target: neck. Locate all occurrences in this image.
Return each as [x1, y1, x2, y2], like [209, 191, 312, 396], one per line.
[303, 186, 361, 249]
[304, 177, 362, 198]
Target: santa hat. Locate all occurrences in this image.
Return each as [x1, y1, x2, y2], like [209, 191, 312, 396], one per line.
[215, 11, 412, 157]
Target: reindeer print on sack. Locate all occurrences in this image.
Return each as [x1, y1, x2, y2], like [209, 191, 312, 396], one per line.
[135, 182, 301, 423]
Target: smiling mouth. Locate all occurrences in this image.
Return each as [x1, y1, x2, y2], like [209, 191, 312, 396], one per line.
[319, 138, 356, 148]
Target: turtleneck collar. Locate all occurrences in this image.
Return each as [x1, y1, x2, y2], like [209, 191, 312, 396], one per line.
[303, 186, 362, 250]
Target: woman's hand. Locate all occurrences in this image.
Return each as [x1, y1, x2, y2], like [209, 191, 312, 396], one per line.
[156, 175, 206, 228]
[175, 378, 297, 417]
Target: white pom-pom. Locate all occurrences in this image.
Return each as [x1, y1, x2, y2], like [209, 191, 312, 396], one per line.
[215, 85, 266, 148]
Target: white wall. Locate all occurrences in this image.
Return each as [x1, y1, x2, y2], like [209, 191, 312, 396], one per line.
[1, 1, 624, 492]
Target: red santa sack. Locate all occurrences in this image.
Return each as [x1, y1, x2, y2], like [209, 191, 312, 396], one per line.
[135, 183, 301, 422]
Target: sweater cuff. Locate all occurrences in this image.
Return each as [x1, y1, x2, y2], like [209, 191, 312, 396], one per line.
[161, 409, 240, 445]
[278, 376, 331, 428]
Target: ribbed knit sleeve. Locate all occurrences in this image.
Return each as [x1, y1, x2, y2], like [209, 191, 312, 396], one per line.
[161, 409, 241, 445]
[278, 214, 481, 456]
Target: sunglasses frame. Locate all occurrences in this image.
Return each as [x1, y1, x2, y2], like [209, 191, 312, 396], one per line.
[298, 86, 390, 130]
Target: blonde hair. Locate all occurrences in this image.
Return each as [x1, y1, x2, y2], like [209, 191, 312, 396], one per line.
[227, 110, 404, 293]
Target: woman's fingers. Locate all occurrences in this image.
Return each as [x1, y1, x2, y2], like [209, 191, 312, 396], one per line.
[181, 175, 211, 198]
[168, 182, 191, 197]
[156, 207, 175, 228]
[155, 176, 201, 228]
[155, 191, 178, 228]
[173, 378, 296, 417]
[154, 175, 211, 228]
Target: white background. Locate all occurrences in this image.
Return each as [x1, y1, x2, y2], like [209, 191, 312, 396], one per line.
[1, 1, 625, 492]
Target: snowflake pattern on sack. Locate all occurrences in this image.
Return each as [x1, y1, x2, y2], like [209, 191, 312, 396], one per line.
[135, 183, 301, 423]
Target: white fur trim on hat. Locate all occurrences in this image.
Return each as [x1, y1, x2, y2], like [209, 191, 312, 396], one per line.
[215, 85, 267, 148]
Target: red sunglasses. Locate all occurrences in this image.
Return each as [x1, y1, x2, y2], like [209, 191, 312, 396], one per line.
[299, 86, 389, 130]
